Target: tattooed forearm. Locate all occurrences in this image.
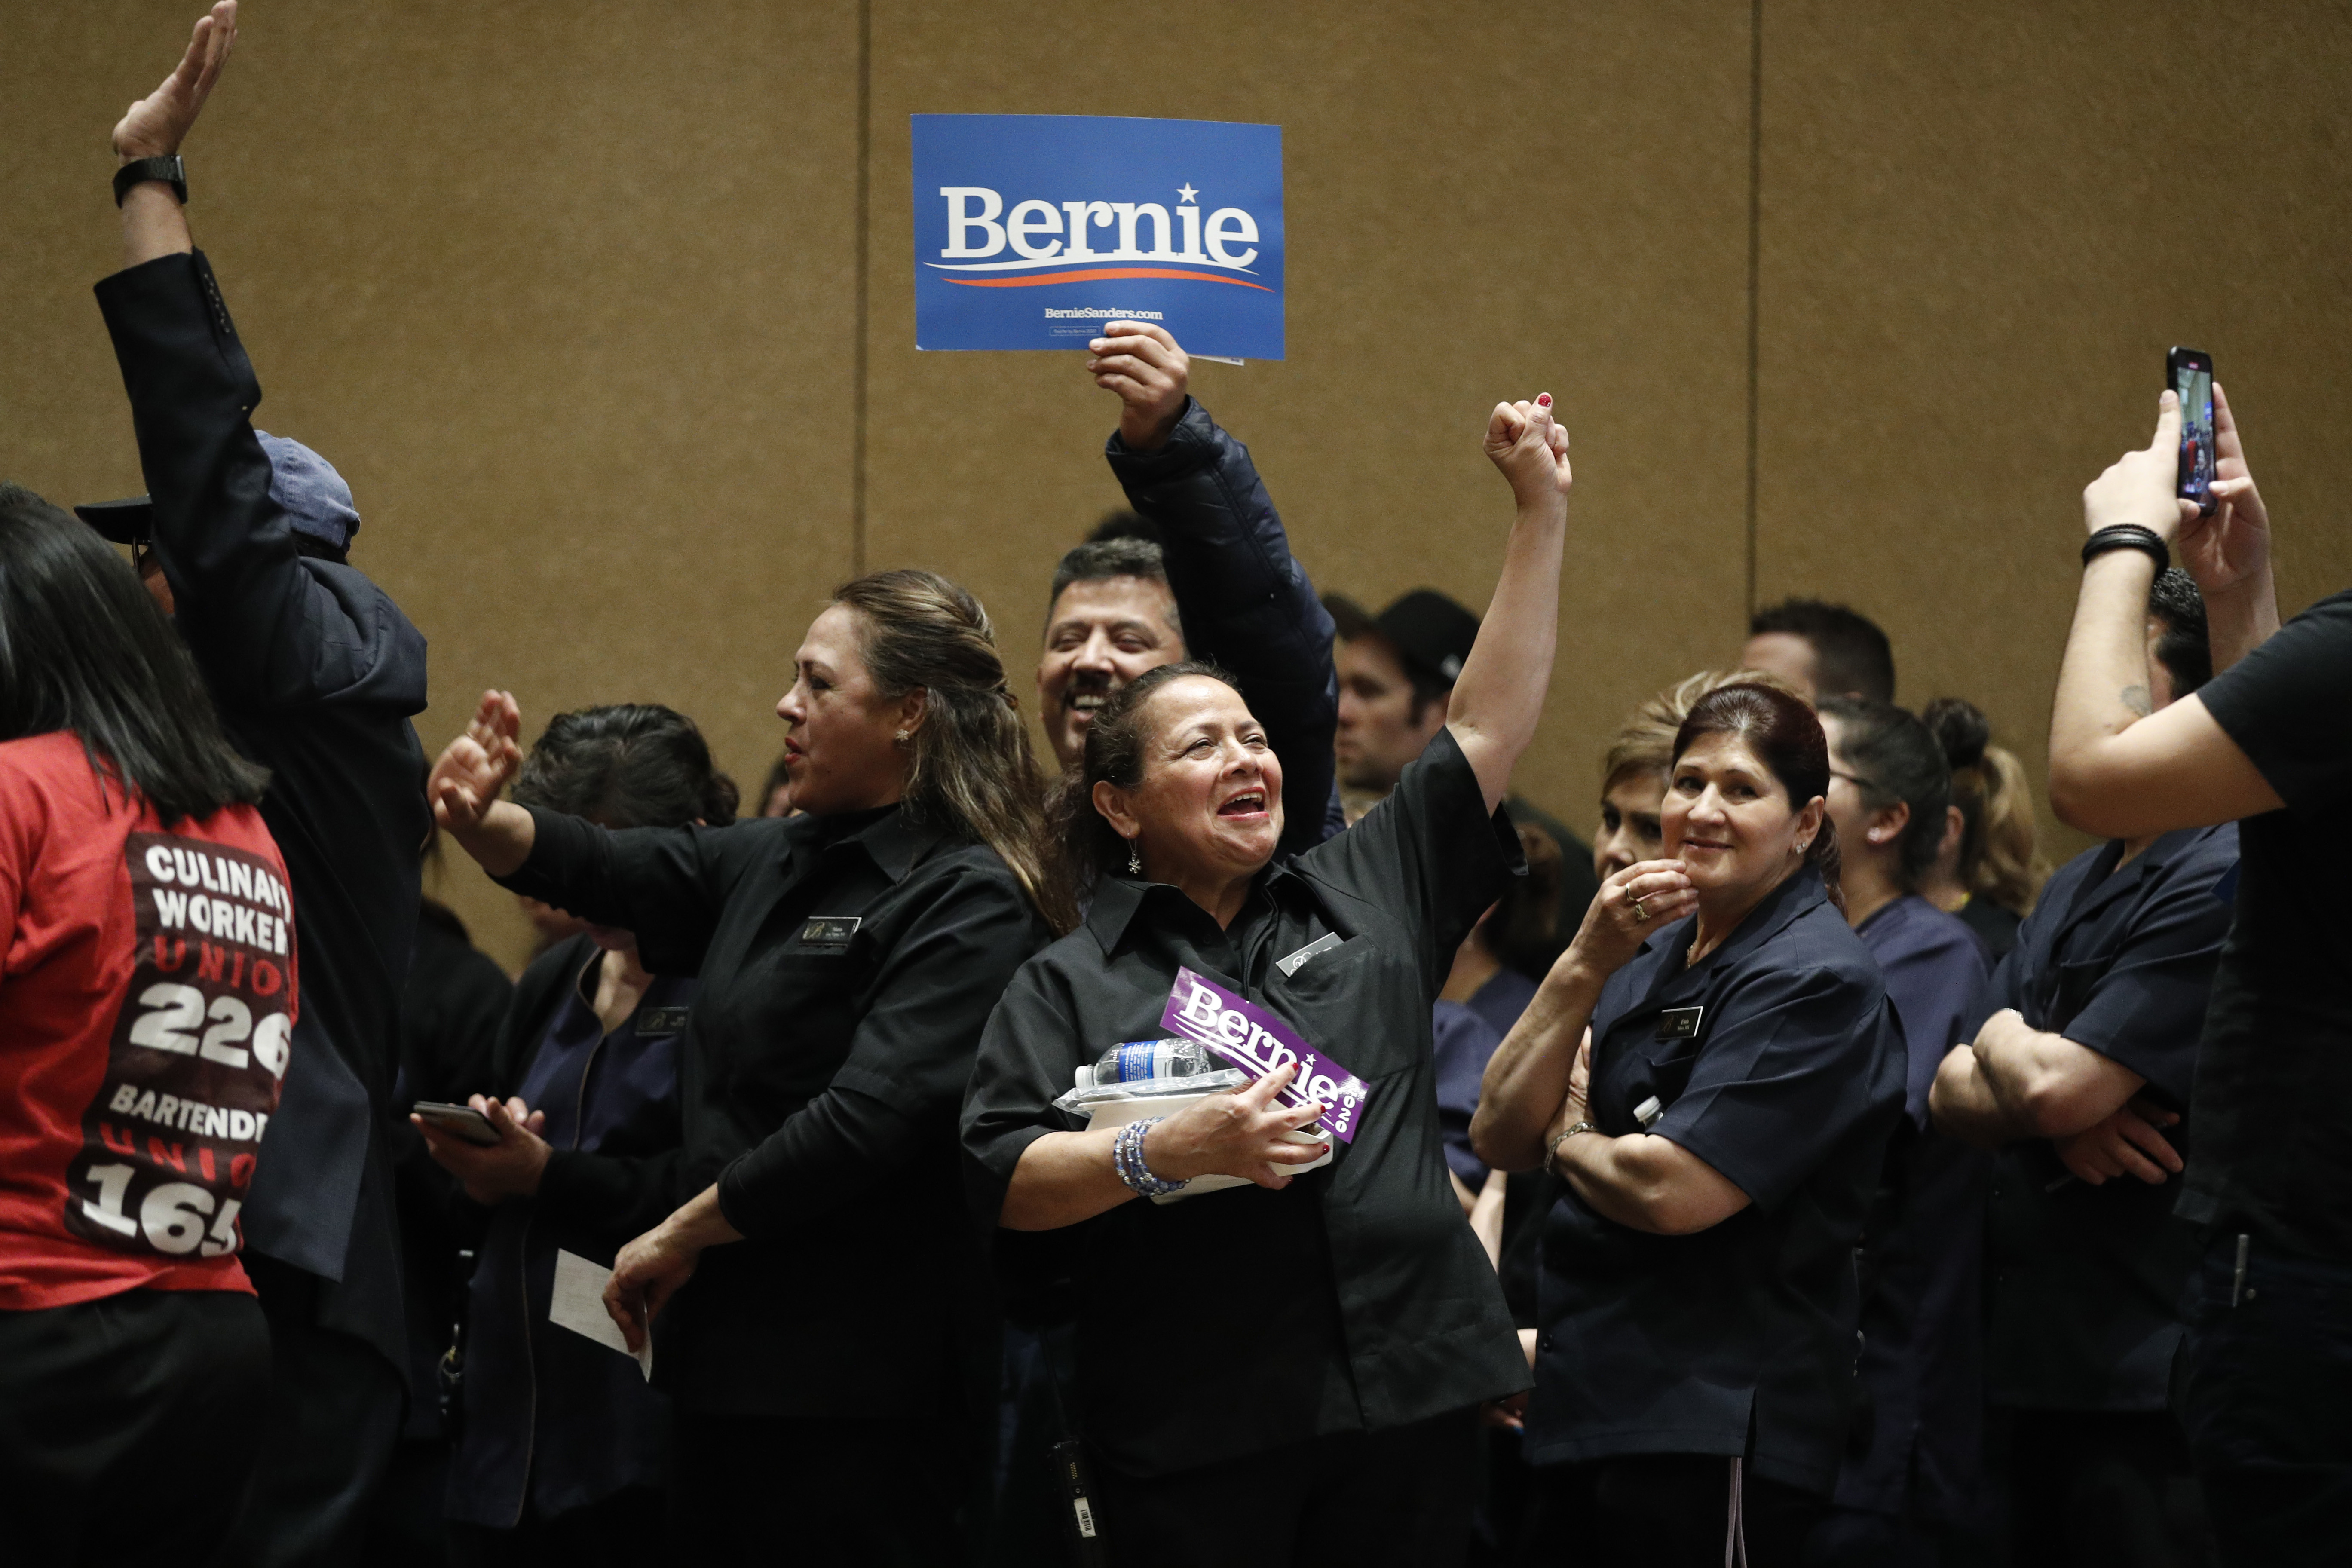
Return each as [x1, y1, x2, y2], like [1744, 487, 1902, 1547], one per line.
[2120, 685, 2152, 718]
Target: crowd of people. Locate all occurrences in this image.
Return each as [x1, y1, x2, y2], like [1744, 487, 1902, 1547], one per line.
[1, 8, 2346, 1568]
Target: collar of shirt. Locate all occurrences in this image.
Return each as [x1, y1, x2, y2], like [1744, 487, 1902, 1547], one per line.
[2051, 824, 2227, 942]
[1080, 857, 1312, 956]
[1612, 864, 1831, 1021]
[779, 802, 946, 885]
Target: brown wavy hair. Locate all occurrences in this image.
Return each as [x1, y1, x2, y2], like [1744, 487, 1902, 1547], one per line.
[832, 570, 1072, 933]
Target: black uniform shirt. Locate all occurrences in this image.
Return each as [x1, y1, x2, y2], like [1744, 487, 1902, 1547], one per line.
[497, 802, 1048, 1418]
[1527, 867, 1905, 1496]
[962, 730, 1531, 1478]
[1979, 824, 2238, 1411]
[2183, 588, 2352, 1261]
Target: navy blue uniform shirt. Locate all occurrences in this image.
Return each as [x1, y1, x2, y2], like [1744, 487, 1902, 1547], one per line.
[1979, 825, 2238, 1409]
[1835, 895, 1990, 1523]
[450, 937, 692, 1527]
[1528, 867, 1905, 1496]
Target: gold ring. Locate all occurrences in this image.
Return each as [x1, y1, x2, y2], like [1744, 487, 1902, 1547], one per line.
[1629, 896, 1650, 922]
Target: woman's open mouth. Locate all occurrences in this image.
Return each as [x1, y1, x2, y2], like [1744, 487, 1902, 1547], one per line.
[1216, 788, 1268, 819]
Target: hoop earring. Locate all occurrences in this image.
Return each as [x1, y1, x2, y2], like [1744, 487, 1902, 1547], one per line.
[1127, 841, 1142, 876]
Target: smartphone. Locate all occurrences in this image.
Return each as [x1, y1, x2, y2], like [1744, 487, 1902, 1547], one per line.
[2168, 346, 2217, 515]
[412, 1100, 501, 1147]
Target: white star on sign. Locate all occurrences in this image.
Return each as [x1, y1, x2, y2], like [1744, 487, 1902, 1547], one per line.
[1177, 184, 1198, 203]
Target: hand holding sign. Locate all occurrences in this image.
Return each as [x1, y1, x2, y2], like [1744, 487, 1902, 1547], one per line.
[1089, 322, 1190, 453]
[1485, 395, 1573, 512]
[1142, 1061, 1330, 1191]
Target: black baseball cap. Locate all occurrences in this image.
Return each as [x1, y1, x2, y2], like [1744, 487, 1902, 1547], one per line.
[72, 496, 155, 546]
[1374, 589, 1480, 686]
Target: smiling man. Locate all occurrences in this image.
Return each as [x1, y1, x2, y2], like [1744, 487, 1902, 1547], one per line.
[1035, 322, 1341, 853]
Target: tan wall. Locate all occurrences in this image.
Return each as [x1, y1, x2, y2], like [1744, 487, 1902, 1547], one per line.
[3, 3, 2346, 972]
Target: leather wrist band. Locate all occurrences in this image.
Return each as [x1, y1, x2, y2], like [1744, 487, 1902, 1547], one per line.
[114, 155, 186, 208]
[2081, 524, 2169, 573]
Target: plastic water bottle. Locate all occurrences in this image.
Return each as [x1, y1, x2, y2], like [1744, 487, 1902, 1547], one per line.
[1092, 1038, 1220, 1084]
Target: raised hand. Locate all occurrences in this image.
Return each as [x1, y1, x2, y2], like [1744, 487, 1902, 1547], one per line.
[1087, 321, 1190, 452]
[428, 689, 523, 836]
[1142, 1061, 1329, 1189]
[2174, 383, 2272, 598]
[2082, 390, 2195, 544]
[1485, 395, 1573, 511]
[114, 2, 238, 161]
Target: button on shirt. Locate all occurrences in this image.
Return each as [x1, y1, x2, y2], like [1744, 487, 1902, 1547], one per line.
[1528, 868, 1906, 1496]
[496, 804, 1049, 1418]
[1981, 826, 2239, 1409]
[962, 730, 1531, 1479]
[2182, 588, 2352, 1262]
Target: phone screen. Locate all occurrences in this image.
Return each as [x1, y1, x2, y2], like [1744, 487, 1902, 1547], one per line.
[2171, 348, 2216, 513]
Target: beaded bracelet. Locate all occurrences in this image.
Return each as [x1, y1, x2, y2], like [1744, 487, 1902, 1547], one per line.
[1112, 1117, 1188, 1197]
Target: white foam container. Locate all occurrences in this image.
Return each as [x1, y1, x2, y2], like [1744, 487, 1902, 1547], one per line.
[1084, 1090, 1334, 1204]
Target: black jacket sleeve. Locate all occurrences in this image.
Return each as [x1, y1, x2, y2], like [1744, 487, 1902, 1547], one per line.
[93, 251, 428, 715]
[494, 808, 750, 977]
[1106, 398, 1341, 851]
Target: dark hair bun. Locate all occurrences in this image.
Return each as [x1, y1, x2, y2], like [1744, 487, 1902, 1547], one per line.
[1923, 696, 1989, 772]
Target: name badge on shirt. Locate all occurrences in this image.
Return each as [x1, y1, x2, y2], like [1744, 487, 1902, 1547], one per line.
[634, 1006, 690, 1038]
[799, 915, 861, 951]
[1276, 932, 1344, 977]
[1655, 1006, 1704, 1042]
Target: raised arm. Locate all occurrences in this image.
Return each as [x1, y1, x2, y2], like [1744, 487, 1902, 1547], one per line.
[429, 689, 734, 968]
[2046, 393, 2282, 836]
[99, 3, 427, 712]
[1092, 323, 1342, 850]
[1449, 398, 1573, 813]
[111, 3, 233, 270]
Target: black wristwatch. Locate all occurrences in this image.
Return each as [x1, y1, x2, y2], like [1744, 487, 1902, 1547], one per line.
[114, 155, 187, 208]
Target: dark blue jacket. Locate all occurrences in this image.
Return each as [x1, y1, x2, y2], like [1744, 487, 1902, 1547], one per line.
[1105, 398, 1343, 850]
[95, 251, 432, 1371]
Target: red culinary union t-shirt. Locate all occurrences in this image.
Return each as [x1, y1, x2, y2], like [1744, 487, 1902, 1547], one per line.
[0, 730, 299, 1310]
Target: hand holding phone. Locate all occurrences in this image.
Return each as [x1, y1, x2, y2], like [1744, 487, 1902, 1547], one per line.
[2168, 347, 2217, 516]
[412, 1100, 501, 1147]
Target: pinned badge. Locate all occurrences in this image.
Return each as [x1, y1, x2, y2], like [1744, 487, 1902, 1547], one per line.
[800, 915, 861, 951]
[1654, 1006, 1704, 1042]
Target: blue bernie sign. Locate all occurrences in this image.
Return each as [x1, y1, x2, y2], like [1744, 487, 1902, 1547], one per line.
[911, 114, 1284, 360]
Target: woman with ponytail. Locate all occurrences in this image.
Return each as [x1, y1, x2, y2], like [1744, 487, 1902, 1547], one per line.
[1920, 697, 2049, 960]
[426, 569, 1056, 1564]
[1472, 681, 1906, 1566]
